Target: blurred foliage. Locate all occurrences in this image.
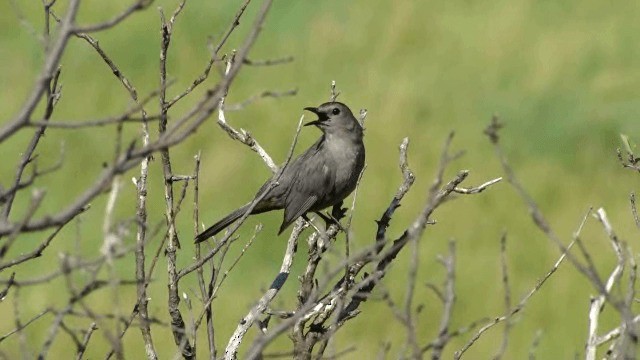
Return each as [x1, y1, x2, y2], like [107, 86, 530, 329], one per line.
[1, 0, 640, 358]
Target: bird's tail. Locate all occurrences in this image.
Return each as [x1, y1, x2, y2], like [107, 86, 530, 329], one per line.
[194, 204, 251, 243]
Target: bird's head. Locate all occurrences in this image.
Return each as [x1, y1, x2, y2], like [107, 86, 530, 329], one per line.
[303, 102, 362, 136]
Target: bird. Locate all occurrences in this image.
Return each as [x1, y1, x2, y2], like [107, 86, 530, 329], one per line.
[194, 101, 365, 243]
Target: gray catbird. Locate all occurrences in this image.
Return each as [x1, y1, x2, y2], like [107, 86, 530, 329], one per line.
[194, 101, 365, 243]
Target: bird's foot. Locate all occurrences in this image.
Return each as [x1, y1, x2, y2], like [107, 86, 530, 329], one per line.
[315, 210, 348, 234]
[331, 204, 348, 220]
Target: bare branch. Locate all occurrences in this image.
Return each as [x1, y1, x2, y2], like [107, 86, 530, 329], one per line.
[166, 0, 254, 108]
[73, 0, 154, 33]
[0, 308, 50, 344]
[1, 0, 79, 142]
[242, 56, 294, 66]
[427, 240, 457, 358]
[158, 3, 194, 357]
[217, 54, 278, 172]
[455, 239, 577, 359]
[453, 177, 502, 194]
[329, 80, 340, 102]
[494, 233, 512, 360]
[225, 88, 298, 111]
[224, 219, 308, 359]
[75, 323, 98, 360]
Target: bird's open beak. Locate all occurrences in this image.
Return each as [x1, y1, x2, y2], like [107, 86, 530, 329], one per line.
[303, 107, 324, 127]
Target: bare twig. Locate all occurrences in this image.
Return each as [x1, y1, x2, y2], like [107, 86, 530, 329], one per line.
[243, 56, 294, 66]
[166, 0, 253, 108]
[217, 54, 278, 172]
[133, 82, 157, 360]
[192, 152, 217, 358]
[73, 0, 154, 33]
[630, 193, 640, 229]
[453, 177, 502, 194]
[225, 88, 298, 111]
[224, 219, 308, 359]
[427, 240, 457, 359]
[0, 308, 50, 344]
[455, 238, 577, 359]
[75, 323, 98, 360]
[1, 1, 289, 359]
[586, 207, 636, 360]
[2, 64, 60, 220]
[158, 3, 194, 358]
[485, 116, 612, 301]
[197, 224, 262, 329]
[329, 80, 340, 102]
[617, 134, 640, 173]
[494, 233, 512, 360]
[1, 0, 79, 142]
[0, 0, 275, 238]
[528, 330, 543, 360]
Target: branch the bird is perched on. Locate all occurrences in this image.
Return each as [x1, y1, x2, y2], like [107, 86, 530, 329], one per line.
[195, 102, 365, 243]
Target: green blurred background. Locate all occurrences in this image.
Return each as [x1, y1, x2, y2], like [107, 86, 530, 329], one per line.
[1, 0, 639, 358]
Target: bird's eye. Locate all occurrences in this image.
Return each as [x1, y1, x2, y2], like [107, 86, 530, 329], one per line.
[332, 108, 340, 115]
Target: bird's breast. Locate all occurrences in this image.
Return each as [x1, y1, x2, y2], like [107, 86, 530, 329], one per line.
[324, 139, 365, 198]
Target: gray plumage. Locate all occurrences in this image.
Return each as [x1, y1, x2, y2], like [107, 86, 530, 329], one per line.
[194, 102, 365, 243]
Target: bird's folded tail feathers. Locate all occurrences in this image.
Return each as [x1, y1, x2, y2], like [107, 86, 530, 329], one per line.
[194, 204, 251, 243]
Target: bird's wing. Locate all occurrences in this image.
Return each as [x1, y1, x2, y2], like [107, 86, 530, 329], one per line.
[279, 164, 321, 233]
[279, 193, 318, 234]
[279, 153, 333, 233]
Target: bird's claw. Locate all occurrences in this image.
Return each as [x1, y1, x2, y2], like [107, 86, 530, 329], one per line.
[331, 206, 348, 220]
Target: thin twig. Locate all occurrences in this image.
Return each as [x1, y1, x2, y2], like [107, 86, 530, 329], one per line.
[75, 323, 98, 360]
[494, 233, 511, 360]
[428, 240, 457, 359]
[73, 0, 154, 33]
[224, 219, 308, 359]
[217, 54, 277, 172]
[455, 239, 577, 359]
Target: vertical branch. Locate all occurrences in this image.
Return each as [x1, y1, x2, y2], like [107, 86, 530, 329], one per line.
[224, 219, 307, 360]
[102, 177, 124, 356]
[12, 287, 30, 357]
[587, 208, 637, 359]
[625, 246, 637, 321]
[158, 4, 194, 359]
[329, 80, 340, 102]
[630, 193, 640, 229]
[134, 100, 157, 359]
[429, 240, 457, 359]
[494, 233, 512, 359]
[75, 323, 98, 360]
[404, 225, 420, 358]
[528, 330, 543, 360]
[193, 152, 217, 358]
[2, 67, 61, 220]
[339, 161, 367, 305]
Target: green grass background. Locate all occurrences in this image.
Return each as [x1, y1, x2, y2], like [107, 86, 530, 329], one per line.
[1, 0, 639, 358]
